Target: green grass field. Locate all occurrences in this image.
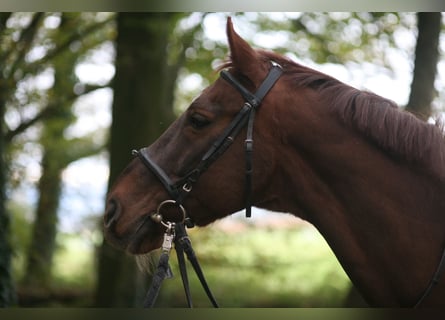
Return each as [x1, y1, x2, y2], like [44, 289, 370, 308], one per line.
[154, 216, 351, 307]
[15, 214, 352, 307]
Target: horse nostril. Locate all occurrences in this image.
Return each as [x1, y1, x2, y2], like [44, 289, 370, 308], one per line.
[104, 199, 121, 228]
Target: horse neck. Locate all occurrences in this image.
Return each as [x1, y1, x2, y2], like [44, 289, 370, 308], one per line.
[261, 94, 445, 306]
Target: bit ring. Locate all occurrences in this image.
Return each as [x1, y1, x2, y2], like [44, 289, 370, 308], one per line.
[150, 200, 186, 228]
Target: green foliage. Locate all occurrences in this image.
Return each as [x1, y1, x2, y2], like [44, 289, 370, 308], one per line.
[173, 13, 422, 114]
[52, 233, 96, 289]
[1, 12, 114, 301]
[9, 201, 95, 288]
[242, 13, 417, 68]
[9, 204, 96, 306]
[7, 201, 32, 282]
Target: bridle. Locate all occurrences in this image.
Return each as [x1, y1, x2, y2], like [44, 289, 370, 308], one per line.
[134, 62, 283, 221]
[132, 62, 283, 307]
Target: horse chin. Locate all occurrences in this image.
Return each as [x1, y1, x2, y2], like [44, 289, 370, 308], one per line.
[126, 236, 163, 254]
[125, 219, 164, 254]
[104, 214, 164, 255]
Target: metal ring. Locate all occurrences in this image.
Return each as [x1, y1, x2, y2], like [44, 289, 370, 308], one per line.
[150, 199, 186, 228]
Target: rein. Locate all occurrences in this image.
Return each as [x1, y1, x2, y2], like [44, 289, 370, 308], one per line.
[142, 209, 218, 308]
[134, 63, 283, 307]
[414, 244, 445, 307]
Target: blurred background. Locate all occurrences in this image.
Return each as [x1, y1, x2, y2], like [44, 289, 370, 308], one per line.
[0, 12, 444, 307]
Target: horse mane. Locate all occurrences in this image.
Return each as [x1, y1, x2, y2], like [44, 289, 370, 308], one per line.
[256, 51, 445, 181]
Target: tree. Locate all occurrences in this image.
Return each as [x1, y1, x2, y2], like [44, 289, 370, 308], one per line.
[94, 12, 191, 306]
[0, 62, 15, 305]
[0, 12, 113, 305]
[0, 11, 32, 307]
[405, 12, 442, 120]
[21, 13, 109, 291]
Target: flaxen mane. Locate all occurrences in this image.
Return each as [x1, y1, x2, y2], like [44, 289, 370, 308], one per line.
[258, 51, 445, 181]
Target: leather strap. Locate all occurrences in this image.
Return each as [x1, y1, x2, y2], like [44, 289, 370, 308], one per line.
[175, 223, 219, 307]
[414, 244, 445, 307]
[220, 64, 283, 217]
[174, 235, 193, 307]
[133, 148, 179, 200]
[244, 109, 255, 217]
[143, 252, 173, 307]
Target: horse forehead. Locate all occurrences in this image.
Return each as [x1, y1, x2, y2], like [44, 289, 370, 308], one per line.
[191, 82, 242, 112]
[201, 80, 232, 100]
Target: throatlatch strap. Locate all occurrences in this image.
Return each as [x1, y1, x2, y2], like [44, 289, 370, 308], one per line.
[221, 64, 283, 218]
[244, 109, 255, 218]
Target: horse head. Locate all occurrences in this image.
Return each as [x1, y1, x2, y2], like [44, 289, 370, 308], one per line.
[104, 18, 285, 254]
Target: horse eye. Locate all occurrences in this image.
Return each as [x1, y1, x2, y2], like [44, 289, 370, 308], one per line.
[190, 113, 210, 129]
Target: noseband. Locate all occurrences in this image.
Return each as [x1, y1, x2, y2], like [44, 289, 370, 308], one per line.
[133, 63, 283, 223]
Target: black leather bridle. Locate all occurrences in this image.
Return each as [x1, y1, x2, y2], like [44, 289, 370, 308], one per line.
[132, 62, 283, 307]
[133, 62, 283, 223]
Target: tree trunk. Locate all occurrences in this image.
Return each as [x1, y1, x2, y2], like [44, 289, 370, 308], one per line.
[0, 12, 16, 307]
[0, 76, 16, 308]
[21, 153, 63, 289]
[21, 14, 81, 290]
[405, 12, 442, 120]
[94, 12, 181, 307]
[0, 13, 111, 305]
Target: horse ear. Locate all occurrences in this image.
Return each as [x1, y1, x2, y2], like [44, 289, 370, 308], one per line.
[226, 17, 265, 85]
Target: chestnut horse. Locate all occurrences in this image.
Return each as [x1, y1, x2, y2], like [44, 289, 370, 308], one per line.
[104, 18, 445, 307]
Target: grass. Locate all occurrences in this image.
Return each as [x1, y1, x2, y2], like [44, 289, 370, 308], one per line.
[52, 234, 97, 289]
[13, 214, 352, 307]
[14, 233, 96, 307]
[154, 218, 351, 307]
